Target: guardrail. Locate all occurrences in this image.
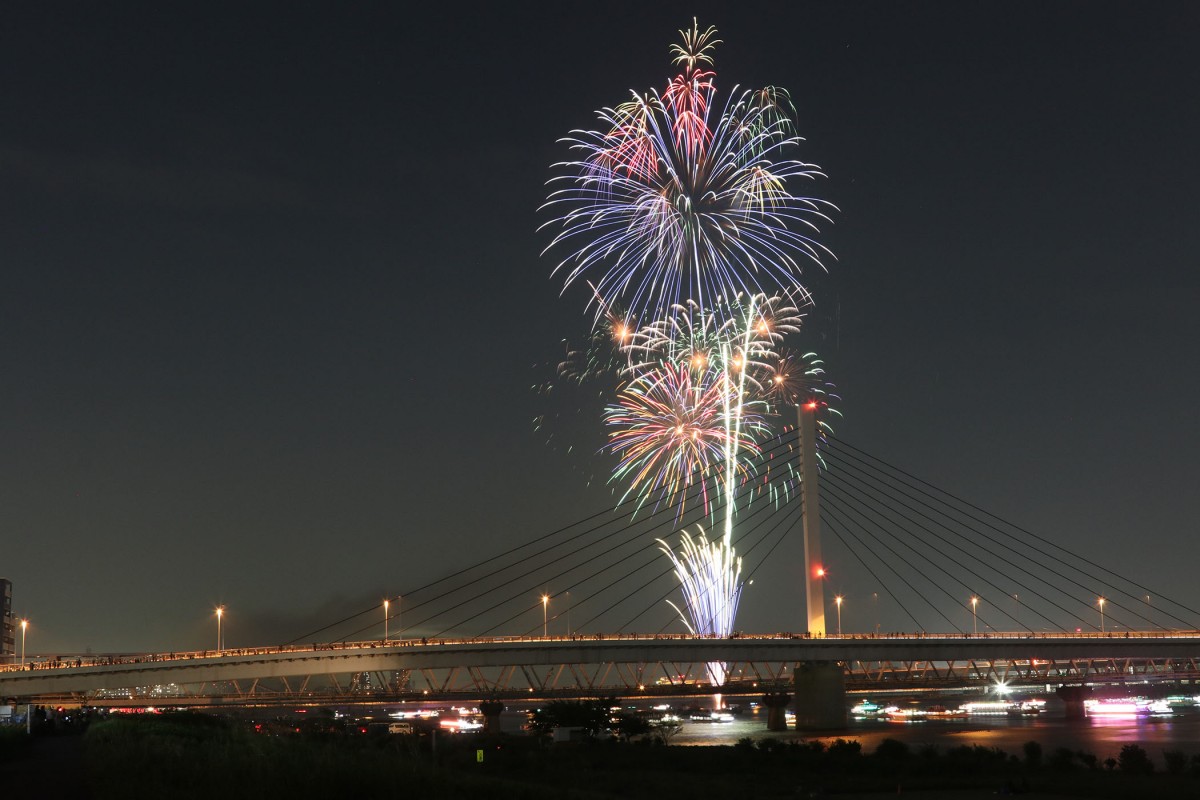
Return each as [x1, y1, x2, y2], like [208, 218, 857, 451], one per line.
[4, 629, 1199, 675]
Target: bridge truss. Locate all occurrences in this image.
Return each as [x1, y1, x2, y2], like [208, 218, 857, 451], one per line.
[6, 634, 1200, 707]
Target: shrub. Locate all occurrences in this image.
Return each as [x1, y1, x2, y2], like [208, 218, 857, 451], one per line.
[874, 738, 909, 760]
[826, 738, 862, 760]
[1022, 740, 1042, 767]
[1048, 747, 1075, 770]
[1163, 749, 1187, 775]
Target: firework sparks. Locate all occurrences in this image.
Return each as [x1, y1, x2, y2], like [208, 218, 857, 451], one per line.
[604, 362, 767, 514]
[658, 525, 742, 685]
[541, 25, 835, 325]
[542, 22, 839, 674]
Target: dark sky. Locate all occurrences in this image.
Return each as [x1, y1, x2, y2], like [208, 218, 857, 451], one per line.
[3, 2, 1197, 653]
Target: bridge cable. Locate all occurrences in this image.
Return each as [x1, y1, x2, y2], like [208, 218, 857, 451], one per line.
[819, 493, 963, 632]
[496, 466, 802, 638]
[824, 442, 1172, 630]
[299, 428, 803, 643]
[339, 431, 805, 642]
[830, 438, 1200, 626]
[820, 461, 1108, 632]
[819, 505, 926, 631]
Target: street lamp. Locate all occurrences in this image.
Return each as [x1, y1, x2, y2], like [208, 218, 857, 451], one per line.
[383, 598, 390, 644]
[565, 591, 571, 637]
[541, 594, 549, 638]
[216, 606, 224, 653]
[970, 597, 979, 635]
[20, 619, 28, 665]
[1098, 596, 1106, 633]
[835, 595, 843, 636]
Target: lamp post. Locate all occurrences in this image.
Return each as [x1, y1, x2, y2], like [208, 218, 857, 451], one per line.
[970, 597, 979, 635]
[216, 606, 224, 653]
[383, 598, 390, 644]
[20, 619, 28, 665]
[541, 594, 549, 638]
[1098, 596, 1106, 633]
[835, 595, 843, 636]
[565, 591, 571, 637]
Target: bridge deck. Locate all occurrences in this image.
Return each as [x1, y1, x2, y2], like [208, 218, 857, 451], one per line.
[4, 631, 1200, 704]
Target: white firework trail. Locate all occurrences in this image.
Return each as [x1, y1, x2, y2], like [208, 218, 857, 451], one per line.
[657, 525, 743, 686]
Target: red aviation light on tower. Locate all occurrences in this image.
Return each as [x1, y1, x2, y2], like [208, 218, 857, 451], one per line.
[815, 567, 825, 578]
[803, 400, 819, 411]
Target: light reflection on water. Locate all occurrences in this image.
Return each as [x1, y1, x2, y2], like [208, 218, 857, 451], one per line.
[670, 707, 1200, 764]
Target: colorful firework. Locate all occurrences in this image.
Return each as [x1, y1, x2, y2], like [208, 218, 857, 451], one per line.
[760, 349, 840, 413]
[541, 21, 835, 326]
[603, 362, 767, 515]
[542, 21, 838, 668]
[626, 293, 808, 384]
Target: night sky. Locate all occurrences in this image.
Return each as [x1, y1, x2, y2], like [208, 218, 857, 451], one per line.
[3, 2, 1197, 654]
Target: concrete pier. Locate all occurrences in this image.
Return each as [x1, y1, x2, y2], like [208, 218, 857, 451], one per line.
[480, 699, 505, 733]
[761, 691, 791, 731]
[793, 660, 846, 730]
[1055, 685, 1092, 720]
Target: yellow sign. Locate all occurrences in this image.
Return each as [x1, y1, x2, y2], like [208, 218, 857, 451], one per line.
[476, 749, 484, 763]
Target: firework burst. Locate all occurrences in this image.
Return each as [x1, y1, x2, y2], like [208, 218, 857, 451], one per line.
[541, 24, 835, 325]
[604, 362, 767, 514]
[542, 21, 839, 668]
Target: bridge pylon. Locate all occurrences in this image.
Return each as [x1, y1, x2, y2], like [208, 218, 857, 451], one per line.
[799, 402, 826, 637]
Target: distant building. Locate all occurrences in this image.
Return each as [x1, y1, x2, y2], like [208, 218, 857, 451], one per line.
[0, 579, 12, 660]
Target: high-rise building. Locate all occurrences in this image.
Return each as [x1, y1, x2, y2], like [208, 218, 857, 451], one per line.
[0, 578, 13, 660]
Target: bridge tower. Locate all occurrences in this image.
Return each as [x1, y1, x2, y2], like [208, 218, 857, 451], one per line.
[793, 402, 845, 730]
[798, 403, 826, 637]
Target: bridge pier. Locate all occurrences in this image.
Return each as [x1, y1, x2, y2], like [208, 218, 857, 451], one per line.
[793, 661, 845, 730]
[761, 692, 791, 731]
[1055, 685, 1092, 720]
[480, 699, 505, 733]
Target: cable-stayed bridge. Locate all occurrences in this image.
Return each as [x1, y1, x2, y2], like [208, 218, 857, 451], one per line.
[5, 632, 1200, 705]
[4, 417, 1198, 728]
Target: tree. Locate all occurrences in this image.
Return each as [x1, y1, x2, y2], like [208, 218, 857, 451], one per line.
[1117, 744, 1153, 775]
[612, 713, 650, 741]
[527, 700, 611, 738]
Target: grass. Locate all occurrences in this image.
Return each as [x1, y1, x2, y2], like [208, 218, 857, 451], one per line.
[76, 712, 1200, 799]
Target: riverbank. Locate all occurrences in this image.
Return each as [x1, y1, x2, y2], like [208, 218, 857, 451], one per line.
[4, 712, 1198, 799]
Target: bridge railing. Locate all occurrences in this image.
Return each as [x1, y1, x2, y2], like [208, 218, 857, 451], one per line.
[4, 629, 1199, 674]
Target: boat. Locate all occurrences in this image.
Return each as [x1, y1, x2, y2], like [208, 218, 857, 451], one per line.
[850, 700, 883, 717]
[926, 705, 968, 719]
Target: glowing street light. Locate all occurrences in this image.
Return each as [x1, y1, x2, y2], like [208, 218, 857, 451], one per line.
[215, 606, 224, 653]
[383, 598, 390, 644]
[20, 619, 28, 665]
[970, 596, 979, 635]
[1098, 596, 1106, 633]
[541, 594, 550, 638]
[834, 595, 843, 636]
